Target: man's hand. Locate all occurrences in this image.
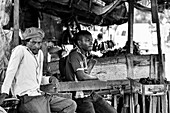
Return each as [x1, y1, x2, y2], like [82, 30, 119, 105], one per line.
[86, 59, 97, 74]
[89, 75, 99, 80]
[49, 76, 60, 89]
[40, 84, 56, 93]
[0, 93, 8, 105]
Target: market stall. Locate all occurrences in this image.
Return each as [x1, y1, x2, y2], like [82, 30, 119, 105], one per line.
[0, 0, 169, 113]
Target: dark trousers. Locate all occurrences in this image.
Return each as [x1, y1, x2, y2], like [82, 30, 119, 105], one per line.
[17, 94, 77, 113]
[74, 92, 117, 113]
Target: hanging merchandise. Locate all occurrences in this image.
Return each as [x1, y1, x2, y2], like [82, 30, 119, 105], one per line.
[0, 0, 13, 82]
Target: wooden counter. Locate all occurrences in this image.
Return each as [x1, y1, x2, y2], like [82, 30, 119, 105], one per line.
[92, 54, 159, 81]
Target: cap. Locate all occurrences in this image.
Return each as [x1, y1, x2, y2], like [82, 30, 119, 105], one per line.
[22, 27, 45, 40]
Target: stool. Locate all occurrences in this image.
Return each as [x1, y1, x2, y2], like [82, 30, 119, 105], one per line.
[1, 98, 20, 113]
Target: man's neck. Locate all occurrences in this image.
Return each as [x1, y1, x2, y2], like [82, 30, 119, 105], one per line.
[78, 48, 88, 56]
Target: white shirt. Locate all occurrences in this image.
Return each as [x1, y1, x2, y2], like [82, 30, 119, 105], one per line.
[1, 45, 49, 96]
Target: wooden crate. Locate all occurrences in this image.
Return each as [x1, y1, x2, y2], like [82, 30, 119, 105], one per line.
[130, 79, 167, 96]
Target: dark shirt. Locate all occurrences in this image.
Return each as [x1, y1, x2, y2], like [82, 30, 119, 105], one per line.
[65, 48, 87, 81]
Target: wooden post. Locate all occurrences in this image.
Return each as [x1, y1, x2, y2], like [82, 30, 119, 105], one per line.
[128, 0, 134, 54]
[151, 0, 165, 83]
[149, 96, 157, 113]
[152, 96, 158, 113]
[155, 8, 165, 83]
[157, 96, 161, 113]
[134, 94, 140, 113]
[149, 55, 158, 113]
[13, 0, 19, 48]
[150, 55, 155, 78]
[41, 42, 48, 73]
[142, 85, 146, 113]
[151, 0, 167, 113]
[127, 0, 135, 111]
[126, 55, 134, 78]
[149, 96, 153, 113]
[121, 94, 130, 113]
[126, 55, 135, 113]
[168, 90, 170, 113]
[113, 95, 117, 110]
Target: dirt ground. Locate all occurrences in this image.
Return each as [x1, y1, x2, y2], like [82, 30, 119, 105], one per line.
[91, 62, 150, 81]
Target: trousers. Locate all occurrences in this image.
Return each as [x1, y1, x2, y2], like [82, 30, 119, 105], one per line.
[74, 92, 117, 113]
[17, 94, 77, 113]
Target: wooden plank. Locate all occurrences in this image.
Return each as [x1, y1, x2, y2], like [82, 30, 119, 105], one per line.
[13, 0, 19, 49]
[95, 55, 159, 65]
[0, 80, 130, 93]
[58, 80, 108, 92]
[107, 79, 130, 87]
[58, 80, 130, 92]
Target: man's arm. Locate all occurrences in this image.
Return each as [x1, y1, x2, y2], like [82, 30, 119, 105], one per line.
[40, 76, 59, 93]
[0, 46, 24, 105]
[76, 70, 98, 81]
[69, 51, 98, 81]
[1, 46, 24, 95]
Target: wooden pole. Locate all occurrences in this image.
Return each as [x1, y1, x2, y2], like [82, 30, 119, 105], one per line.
[127, 0, 135, 113]
[156, 16, 165, 83]
[13, 0, 19, 48]
[128, 0, 134, 54]
[113, 95, 117, 110]
[142, 86, 146, 113]
[151, 0, 165, 83]
[151, 0, 167, 113]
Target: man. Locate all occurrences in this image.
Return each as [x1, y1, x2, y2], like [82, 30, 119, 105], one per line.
[65, 30, 117, 113]
[0, 27, 77, 113]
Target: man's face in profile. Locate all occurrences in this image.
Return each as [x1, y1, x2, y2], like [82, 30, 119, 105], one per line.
[79, 34, 93, 52]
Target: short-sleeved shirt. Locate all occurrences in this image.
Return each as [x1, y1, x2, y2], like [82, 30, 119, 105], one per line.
[65, 48, 87, 81]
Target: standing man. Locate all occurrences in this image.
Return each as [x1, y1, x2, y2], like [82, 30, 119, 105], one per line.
[65, 30, 117, 113]
[0, 27, 77, 113]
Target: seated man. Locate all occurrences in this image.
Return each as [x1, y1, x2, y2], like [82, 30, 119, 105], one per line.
[0, 27, 77, 113]
[64, 30, 117, 113]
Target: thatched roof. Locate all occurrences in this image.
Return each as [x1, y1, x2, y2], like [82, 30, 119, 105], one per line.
[21, 0, 130, 26]
[19, 0, 169, 27]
